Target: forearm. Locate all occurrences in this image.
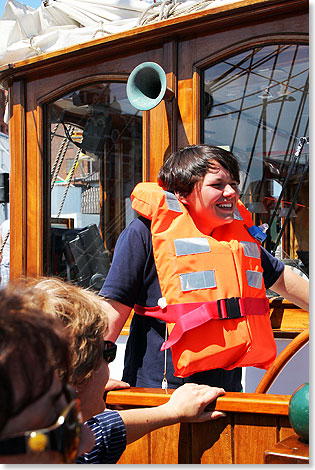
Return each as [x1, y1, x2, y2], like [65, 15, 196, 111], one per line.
[100, 298, 132, 341]
[119, 404, 178, 445]
[118, 384, 226, 444]
[270, 265, 309, 311]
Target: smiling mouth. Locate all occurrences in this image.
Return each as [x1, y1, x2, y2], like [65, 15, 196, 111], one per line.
[216, 201, 234, 210]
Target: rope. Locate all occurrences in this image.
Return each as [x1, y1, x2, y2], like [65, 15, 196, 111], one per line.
[29, 37, 43, 55]
[137, 0, 218, 26]
[51, 126, 74, 189]
[92, 21, 106, 40]
[56, 148, 81, 218]
[51, 137, 68, 180]
[50, 123, 60, 141]
[0, 229, 10, 258]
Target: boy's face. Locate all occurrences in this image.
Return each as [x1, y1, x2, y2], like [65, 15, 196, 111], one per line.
[177, 161, 239, 234]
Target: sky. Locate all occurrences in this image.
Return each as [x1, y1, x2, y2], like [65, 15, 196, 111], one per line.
[0, 0, 42, 19]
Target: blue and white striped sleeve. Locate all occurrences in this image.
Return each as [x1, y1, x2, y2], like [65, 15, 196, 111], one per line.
[76, 409, 127, 464]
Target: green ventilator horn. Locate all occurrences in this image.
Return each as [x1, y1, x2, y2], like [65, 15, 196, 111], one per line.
[288, 382, 309, 443]
[127, 62, 174, 111]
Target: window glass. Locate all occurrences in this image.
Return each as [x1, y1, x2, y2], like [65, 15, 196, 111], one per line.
[0, 141, 9, 288]
[203, 45, 309, 277]
[47, 83, 142, 290]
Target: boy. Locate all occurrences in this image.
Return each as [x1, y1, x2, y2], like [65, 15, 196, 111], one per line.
[99, 144, 309, 391]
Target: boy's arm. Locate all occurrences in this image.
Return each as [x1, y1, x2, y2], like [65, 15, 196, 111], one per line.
[98, 299, 132, 392]
[100, 298, 132, 342]
[270, 265, 309, 311]
[118, 383, 226, 445]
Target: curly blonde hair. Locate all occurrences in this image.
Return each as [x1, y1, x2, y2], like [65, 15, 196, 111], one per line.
[5, 277, 109, 387]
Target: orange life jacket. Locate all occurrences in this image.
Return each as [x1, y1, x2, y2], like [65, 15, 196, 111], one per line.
[131, 182, 277, 378]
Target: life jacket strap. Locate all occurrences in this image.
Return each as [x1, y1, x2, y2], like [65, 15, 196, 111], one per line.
[134, 297, 269, 350]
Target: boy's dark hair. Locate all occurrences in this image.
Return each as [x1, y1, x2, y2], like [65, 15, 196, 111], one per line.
[158, 144, 240, 198]
[0, 287, 71, 434]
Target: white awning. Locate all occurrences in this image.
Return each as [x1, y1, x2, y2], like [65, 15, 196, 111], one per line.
[0, 0, 240, 67]
[0, 0, 151, 65]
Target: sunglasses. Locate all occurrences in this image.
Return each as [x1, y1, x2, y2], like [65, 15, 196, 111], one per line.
[103, 340, 117, 363]
[0, 384, 81, 463]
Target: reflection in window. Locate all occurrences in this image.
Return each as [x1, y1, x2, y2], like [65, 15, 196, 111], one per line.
[47, 83, 142, 289]
[203, 44, 309, 276]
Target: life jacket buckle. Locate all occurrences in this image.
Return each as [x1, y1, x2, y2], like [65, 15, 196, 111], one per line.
[217, 297, 242, 319]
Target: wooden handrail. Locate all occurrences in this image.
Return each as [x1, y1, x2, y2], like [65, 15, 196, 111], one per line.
[106, 388, 290, 415]
[255, 328, 309, 394]
[106, 388, 293, 464]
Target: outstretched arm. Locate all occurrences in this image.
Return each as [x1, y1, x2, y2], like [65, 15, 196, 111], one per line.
[118, 383, 226, 445]
[270, 265, 309, 311]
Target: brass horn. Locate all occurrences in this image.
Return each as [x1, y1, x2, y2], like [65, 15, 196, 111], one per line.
[127, 62, 174, 111]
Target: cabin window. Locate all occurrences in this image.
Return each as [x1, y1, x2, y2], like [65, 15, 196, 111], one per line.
[46, 82, 142, 290]
[202, 44, 309, 277]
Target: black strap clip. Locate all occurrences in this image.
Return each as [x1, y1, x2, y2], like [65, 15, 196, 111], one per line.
[217, 297, 242, 319]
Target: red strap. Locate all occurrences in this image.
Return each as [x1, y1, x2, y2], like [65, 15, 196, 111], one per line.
[239, 297, 269, 314]
[160, 302, 221, 350]
[134, 301, 214, 323]
[134, 297, 269, 350]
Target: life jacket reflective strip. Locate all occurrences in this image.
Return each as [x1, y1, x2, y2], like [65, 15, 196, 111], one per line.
[131, 182, 277, 378]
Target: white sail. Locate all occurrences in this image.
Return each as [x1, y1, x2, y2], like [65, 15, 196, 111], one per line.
[0, 0, 240, 66]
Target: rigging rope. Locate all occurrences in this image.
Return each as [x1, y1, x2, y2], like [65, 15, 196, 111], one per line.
[51, 126, 75, 189]
[56, 148, 81, 218]
[51, 123, 60, 141]
[137, 0, 218, 26]
[0, 229, 9, 258]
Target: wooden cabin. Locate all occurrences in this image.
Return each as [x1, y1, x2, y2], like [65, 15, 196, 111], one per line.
[0, 0, 309, 463]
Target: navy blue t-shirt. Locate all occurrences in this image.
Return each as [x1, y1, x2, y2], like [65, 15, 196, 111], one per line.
[100, 216, 284, 391]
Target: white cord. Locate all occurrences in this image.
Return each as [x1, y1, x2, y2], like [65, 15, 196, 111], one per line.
[161, 323, 168, 392]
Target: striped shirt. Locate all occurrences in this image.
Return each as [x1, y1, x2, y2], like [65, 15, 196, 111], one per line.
[76, 409, 126, 464]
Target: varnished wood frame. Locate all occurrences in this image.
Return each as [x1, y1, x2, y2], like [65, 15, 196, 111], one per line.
[38, 73, 151, 275]
[4, 0, 308, 281]
[255, 328, 309, 393]
[192, 34, 309, 147]
[0, 1, 308, 81]
[106, 388, 294, 464]
[190, 33, 309, 264]
[9, 81, 26, 278]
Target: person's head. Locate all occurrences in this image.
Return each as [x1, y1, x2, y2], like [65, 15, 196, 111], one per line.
[158, 144, 240, 234]
[0, 287, 94, 463]
[6, 277, 113, 421]
[158, 144, 240, 197]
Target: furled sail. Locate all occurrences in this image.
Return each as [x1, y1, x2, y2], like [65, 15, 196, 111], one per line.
[0, 0, 240, 66]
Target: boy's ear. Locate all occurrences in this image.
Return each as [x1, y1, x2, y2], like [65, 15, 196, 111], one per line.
[175, 192, 188, 205]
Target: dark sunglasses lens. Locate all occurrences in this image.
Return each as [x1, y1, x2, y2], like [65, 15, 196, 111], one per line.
[103, 341, 117, 363]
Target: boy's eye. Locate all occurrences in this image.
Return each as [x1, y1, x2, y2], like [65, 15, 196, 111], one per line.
[211, 183, 238, 189]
